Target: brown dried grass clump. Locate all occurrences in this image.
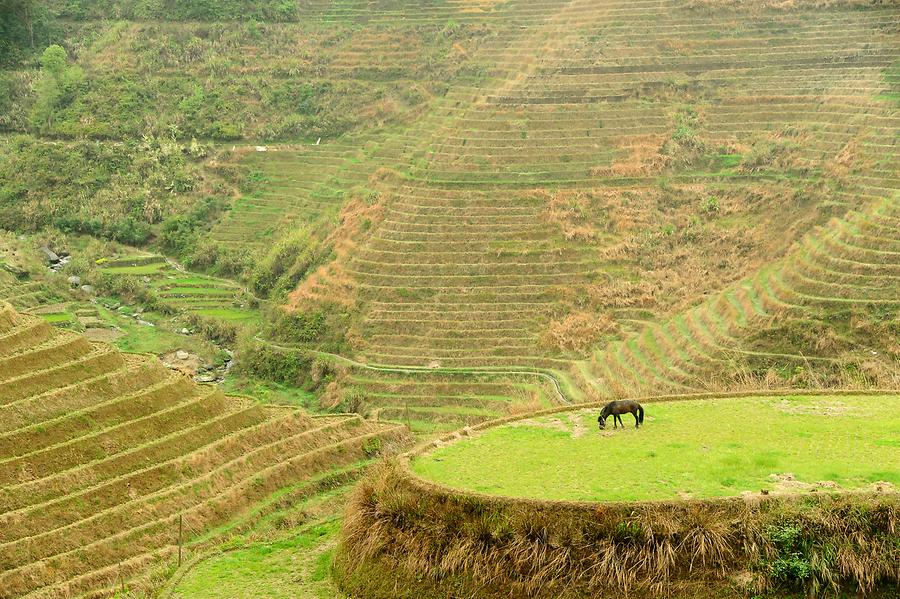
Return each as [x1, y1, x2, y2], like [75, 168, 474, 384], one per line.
[336, 460, 900, 599]
[826, 136, 875, 180]
[587, 279, 658, 309]
[541, 311, 617, 353]
[507, 392, 545, 416]
[538, 189, 602, 242]
[590, 135, 671, 178]
[287, 187, 386, 310]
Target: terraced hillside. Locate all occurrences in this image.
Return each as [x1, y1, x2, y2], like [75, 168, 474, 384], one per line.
[0, 274, 59, 312]
[98, 254, 259, 324]
[0, 0, 898, 596]
[337, 363, 564, 434]
[261, 0, 900, 390]
[580, 195, 900, 397]
[0, 241, 60, 312]
[0, 301, 408, 598]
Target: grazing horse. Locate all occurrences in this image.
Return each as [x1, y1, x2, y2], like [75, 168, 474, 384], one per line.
[598, 400, 644, 429]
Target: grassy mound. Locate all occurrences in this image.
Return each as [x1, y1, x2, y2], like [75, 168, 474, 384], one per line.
[412, 394, 900, 501]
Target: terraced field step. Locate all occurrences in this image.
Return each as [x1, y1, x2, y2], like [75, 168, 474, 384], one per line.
[585, 194, 899, 398]
[98, 255, 259, 324]
[0, 304, 412, 599]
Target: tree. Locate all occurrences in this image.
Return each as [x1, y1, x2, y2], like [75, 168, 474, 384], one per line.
[0, 0, 50, 64]
[30, 44, 82, 131]
[39, 42, 65, 74]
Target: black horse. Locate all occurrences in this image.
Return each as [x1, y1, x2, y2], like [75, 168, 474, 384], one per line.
[598, 400, 644, 429]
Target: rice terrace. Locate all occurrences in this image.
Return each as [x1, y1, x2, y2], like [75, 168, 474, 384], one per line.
[0, 0, 898, 597]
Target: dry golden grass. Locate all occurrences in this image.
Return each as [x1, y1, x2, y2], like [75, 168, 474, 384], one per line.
[538, 189, 602, 242]
[337, 460, 900, 599]
[287, 180, 387, 310]
[507, 393, 545, 416]
[541, 311, 616, 354]
[589, 135, 671, 178]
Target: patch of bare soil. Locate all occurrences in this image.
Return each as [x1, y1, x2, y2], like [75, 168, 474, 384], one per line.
[766, 473, 843, 494]
[161, 349, 202, 376]
[510, 409, 597, 439]
[568, 412, 587, 438]
[773, 398, 855, 416]
[83, 328, 123, 343]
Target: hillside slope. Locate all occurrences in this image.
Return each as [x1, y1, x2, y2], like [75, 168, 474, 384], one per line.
[0, 301, 408, 598]
[273, 0, 899, 391]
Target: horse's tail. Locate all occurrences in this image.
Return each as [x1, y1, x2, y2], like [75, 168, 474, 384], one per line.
[637, 405, 644, 425]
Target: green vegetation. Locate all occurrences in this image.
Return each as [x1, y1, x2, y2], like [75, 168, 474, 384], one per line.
[100, 305, 222, 360]
[221, 376, 318, 410]
[0, 0, 52, 67]
[172, 521, 343, 599]
[413, 395, 900, 501]
[30, 45, 83, 132]
[93, 254, 259, 338]
[0, 136, 219, 245]
[52, 0, 301, 22]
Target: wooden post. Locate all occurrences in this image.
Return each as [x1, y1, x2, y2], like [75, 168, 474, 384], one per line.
[405, 400, 410, 429]
[178, 514, 183, 567]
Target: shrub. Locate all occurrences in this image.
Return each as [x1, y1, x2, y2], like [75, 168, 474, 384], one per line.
[765, 521, 813, 587]
[266, 308, 326, 343]
[159, 196, 224, 257]
[30, 45, 84, 132]
[701, 196, 720, 214]
[0, 134, 217, 248]
[234, 337, 313, 386]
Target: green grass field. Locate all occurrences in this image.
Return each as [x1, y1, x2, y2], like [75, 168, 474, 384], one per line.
[171, 520, 342, 599]
[412, 395, 900, 502]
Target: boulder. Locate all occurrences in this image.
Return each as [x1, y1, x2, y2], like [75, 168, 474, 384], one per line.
[1, 262, 28, 279]
[176, 350, 190, 360]
[67, 275, 81, 286]
[80, 284, 94, 294]
[40, 246, 60, 265]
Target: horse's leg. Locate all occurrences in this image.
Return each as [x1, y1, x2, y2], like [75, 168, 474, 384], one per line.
[634, 411, 640, 428]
